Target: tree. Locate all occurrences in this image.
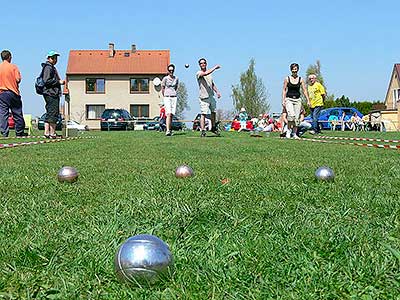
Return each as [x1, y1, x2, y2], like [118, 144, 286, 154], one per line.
[306, 60, 324, 86]
[231, 58, 270, 116]
[215, 108, 235, 124]
[176, 81, 189, 119]
[335, 95, 351, 107]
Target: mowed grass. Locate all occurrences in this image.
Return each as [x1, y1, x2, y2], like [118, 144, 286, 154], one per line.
[0, 130, 400, 299]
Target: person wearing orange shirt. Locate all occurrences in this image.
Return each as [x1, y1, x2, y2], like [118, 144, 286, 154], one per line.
[0, 50, 26, 137]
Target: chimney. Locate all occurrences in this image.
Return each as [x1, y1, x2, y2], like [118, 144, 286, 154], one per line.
[108, 43, 115, 58]
[131, 44, 136, 53]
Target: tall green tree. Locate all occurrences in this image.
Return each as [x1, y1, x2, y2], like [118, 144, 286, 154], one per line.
[231, 59, 270, 116]
[176, 81, 189, 119]
[305, 60, 324, 86]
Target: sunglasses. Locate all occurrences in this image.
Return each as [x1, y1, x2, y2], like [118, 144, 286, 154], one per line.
[168, 69, 174, 72]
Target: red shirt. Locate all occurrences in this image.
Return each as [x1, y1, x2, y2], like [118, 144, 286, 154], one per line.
[0, 61, 21, 95]
[160, 107, 166, 119]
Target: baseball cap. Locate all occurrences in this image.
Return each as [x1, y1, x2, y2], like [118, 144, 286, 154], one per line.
[47, 50, 60, 58]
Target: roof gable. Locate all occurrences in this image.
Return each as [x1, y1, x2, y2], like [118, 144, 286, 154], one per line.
[384, 63, 400, 107]
[66, 49, 170, 75]
[396, 64, 400, 81]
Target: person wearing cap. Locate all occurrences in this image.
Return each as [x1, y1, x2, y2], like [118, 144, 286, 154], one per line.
[41, 50, 65, 138]
[238, 107, 248, 132]
[161, 64, 179, 136]
[0, 50, 27, 137]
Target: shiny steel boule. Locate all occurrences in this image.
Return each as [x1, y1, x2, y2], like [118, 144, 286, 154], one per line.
[175, 165, 194, 178]
[184, 64, 189, 68]
[315, 166, 335, 181]
[114, 234, 173, 286]
[57, 166, 79, 183]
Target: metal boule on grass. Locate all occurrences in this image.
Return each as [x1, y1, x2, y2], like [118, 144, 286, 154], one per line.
[315, 166, 335, 181]
[114, 234, 173, 286]
[175, 165, 194, 178]
[57, 166, 79, 183]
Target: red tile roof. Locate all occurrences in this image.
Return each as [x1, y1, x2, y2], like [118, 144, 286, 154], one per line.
[66, 50, 170, 75]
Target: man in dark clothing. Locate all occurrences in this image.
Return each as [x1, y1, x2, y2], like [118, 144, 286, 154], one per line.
[0, 50, 27, 137]
[42, 50, 65, 138]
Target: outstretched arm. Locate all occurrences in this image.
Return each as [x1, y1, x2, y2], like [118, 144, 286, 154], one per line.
[197, 65, 221, 77]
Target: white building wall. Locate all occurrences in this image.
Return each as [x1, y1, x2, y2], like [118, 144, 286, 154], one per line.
[67, 74, 164, 129]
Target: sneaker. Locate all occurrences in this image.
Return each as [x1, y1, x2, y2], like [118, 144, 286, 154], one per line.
[286, 129, 292, 139]
[210, 127, 221, 136]
[165, 131, 172, 136]
[50, 134, 63, 139]
[309, 130, 316, 135]
[16, 132, 28, 137]
[293, 134, 300, 139]
[200, 130, 206, 138]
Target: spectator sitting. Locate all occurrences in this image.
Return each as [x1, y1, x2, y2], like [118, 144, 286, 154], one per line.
[238, 107, 248, 132]
[297, 106, 312, 137]
[328, 115, 339, 131]
[349, 112, 362, 131]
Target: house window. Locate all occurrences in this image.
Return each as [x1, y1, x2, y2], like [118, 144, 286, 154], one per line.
[393, 89, 400, 109]
[130, 105, 149, 118]
[86, 104, 105, 119]
[130, 78, 149, 93]
[86, 78, 105, 93]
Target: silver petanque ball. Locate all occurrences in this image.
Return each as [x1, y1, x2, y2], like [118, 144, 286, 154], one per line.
[315, 166, 335, 181]
[184, 64, 189, 68]
[114, 234, 173, 286]
[57, 166, 79, 183]
[175, 165, 194, 178]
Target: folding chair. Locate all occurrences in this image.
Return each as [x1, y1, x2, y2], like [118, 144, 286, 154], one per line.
[23, 114, 33, 136]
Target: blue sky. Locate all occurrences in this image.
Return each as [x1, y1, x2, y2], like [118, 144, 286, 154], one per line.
[2, 0, 399, 119]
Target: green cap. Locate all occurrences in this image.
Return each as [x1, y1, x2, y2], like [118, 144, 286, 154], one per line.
[47, 50, 60, 58]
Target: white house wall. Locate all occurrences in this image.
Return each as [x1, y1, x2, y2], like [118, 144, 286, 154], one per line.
[67, 74, 164, 129]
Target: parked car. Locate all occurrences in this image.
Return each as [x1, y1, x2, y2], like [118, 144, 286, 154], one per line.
[67, 120, 89, 131]
[192, 113, 212, 131]
[304, 107, 363, 130]
[231, 115, 254, 131]
[8, 113, 15, 129]
[100, 109, 135, 131]
[38, 113, 63, 130]
[144, 116, 184, 131]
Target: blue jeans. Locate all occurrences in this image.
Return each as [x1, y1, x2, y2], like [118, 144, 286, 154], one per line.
[311, 106, 323, 132]
[0, 91, 25, 137]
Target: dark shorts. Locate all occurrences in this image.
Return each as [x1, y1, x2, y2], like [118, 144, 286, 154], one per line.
[44, 95, 60, 123]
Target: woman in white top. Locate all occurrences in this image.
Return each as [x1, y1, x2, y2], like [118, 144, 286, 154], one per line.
[161, 64, 179, 136]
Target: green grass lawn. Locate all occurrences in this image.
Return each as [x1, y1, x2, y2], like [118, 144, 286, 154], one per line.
[1, 130, 400, 299]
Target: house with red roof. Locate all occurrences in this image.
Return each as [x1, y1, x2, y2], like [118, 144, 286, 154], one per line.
[65, 43, 169, 129]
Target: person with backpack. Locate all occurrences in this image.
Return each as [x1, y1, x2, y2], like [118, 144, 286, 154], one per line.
[0, 50, 27, 137]
[39, 50, 65, 138]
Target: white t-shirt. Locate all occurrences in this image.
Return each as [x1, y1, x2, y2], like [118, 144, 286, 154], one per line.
[161, 75, 179, 97]
[196, 71, 214, 99]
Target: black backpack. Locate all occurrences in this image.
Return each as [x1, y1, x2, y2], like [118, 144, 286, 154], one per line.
[35, 65, 46, 95]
